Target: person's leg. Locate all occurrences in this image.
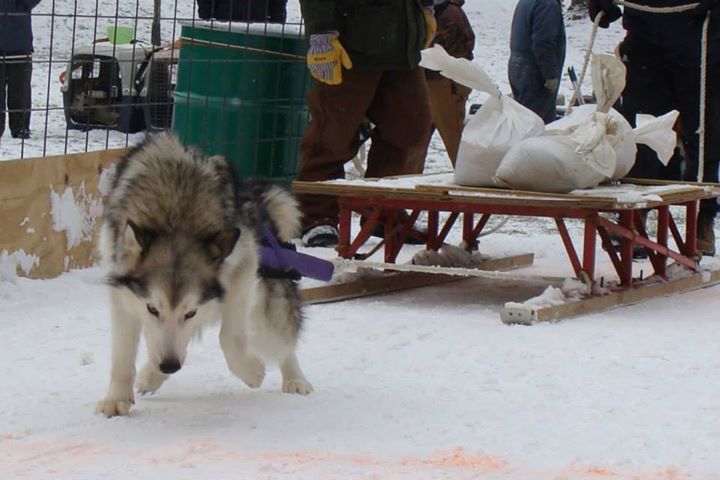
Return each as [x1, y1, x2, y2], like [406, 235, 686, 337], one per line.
[673, 62, 720, 255]
[0, 57, 7, 138]
[674, 63, 720, 210]
[364, 68, 432, 178]
[7, 54, 32, 136]
[508, 56, 554, 123]
[621, 52, 678, 180]
[296, 69, 381, 231]
[427, 77, 470, 167]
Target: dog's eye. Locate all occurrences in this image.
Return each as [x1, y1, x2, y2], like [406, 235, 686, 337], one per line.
[184, 310, 197, 320]
[147, 304, 159, 316]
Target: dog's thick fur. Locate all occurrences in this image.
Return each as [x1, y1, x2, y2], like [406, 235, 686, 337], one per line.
[96, 133, 312, 417]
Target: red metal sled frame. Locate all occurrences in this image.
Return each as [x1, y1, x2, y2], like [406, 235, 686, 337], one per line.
[336, 196, 700, 289]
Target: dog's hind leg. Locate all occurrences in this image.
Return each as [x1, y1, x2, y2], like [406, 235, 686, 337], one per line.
[136, 362, 169, 395]
[96, 290, 141, 417]
[280, 352, 314, 395]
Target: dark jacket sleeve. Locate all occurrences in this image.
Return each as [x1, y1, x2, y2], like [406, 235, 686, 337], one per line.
[530, 0, 563, 80]
[299, 0, 337, 35]
[433, 3, 475, 60]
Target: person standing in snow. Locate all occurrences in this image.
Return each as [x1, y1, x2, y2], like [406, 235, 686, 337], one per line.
[296, 0, 435, 247]
[408, 0, 476, 171]
[0, 0, 40, 139]
[589, 0, 720, 256]
[508, 0, 566, 124]
[195, 0, 288, 22]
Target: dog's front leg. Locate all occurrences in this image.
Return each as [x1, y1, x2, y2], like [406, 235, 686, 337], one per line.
[136, 362, 169, 395]
[96, 291, 141, 417]
[219, 303, 265, 389]
[281, 352, 314, 395]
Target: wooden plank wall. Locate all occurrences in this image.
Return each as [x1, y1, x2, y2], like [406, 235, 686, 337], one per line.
[0, 149, 125, 279]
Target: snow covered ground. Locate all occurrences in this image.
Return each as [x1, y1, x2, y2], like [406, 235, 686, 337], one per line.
[3, 1, 720, 479]
[3, 220, 720, 479]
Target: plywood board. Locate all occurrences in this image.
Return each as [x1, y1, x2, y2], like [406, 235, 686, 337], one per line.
[301, 253, 535, 304]
[501, 268, 720, 324]
[0, 149, 125, 279]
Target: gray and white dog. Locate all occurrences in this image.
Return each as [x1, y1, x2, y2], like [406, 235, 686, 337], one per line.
[96, 133, 312, 417]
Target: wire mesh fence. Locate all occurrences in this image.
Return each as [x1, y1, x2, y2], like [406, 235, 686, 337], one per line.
[0, 0, 309, 184]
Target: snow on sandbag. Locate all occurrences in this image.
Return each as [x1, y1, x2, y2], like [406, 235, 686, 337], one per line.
[548, 104, 679, 179]
[420, 45, 545, 187]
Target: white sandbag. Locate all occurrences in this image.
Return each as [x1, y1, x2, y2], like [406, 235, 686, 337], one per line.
[454, 95, 545, 187]
[590, 54, 626, 113]
[495, 112, 618, 193]
[420, 44, 500, 96]
[548, 105, 679, 179]
[634, 111, 680, 167]
[549, 104, 635, 179]
[420, 45, 545, 187]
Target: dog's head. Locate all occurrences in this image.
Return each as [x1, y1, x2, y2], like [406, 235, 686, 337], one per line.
[110, 220, 240, 374]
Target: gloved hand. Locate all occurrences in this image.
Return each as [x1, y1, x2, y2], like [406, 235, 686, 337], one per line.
[588, 0, 622, 28]
[694, 0, 720, 18]
[423, 6, 437, 48]
[544, 78, 559, 92]
[307, 31, 353, 85]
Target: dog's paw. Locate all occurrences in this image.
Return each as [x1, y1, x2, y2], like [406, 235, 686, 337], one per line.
[136, 363, 168, 395]
[229, 355, 266, 388]
[282, 378, 314, 395]
[96, 398, 134, 417]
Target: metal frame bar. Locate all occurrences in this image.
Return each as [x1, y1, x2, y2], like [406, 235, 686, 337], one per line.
[335, 195, 702, 292]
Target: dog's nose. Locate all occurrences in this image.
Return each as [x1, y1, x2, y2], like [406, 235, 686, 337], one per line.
[159, 359, 181, 374]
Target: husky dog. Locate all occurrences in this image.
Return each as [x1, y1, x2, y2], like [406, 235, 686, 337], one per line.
[96, 133, 313, 417]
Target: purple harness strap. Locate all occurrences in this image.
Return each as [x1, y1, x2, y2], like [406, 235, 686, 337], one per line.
[258, 224, 334, 282]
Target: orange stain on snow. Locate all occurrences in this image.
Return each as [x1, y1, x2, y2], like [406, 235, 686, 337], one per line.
[569, 465, 620, 477]
[400, 446, 507, 470]
[253, 445, 508, 473]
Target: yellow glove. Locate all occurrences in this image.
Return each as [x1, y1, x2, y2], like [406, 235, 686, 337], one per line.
[423, 6, 437, 48]
[307, 32, 353, 85]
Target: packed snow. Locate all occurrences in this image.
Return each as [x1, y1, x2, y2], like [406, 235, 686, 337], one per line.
[2, 1, 720, 479]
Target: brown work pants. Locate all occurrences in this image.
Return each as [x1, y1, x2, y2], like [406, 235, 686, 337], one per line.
[297, 67, 432, 230]
[408, 76, 471, 173]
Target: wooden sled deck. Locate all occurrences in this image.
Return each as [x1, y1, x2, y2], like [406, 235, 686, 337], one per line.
[294, 173, 720, 323]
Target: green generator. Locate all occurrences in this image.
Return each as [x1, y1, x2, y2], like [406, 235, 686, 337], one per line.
[172, 22, 310, 185]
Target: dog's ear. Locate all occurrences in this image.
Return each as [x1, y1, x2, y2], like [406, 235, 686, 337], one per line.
[124, 219, 156, 254]
[205, 227, 241, 262]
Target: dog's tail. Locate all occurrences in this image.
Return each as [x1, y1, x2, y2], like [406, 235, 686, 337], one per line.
[251, 182, 301, 242]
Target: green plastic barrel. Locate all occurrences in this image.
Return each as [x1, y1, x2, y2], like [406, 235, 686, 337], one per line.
[172, 23, 310, 185]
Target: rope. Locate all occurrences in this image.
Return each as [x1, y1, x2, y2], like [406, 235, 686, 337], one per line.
[698, 10, 710, 182]
[565, 12, 603, 116]
[616, 0, 699, 13]
[566, 0, 710, 182]
[180, 37, 305, 60]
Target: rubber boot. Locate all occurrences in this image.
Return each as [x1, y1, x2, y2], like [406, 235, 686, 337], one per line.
[696, 213, 716, 257]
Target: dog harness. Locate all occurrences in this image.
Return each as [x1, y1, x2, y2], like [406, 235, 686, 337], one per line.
[258, 224, 334, 282]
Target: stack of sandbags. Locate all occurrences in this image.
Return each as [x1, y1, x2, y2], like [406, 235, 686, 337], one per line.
[494, 55, 679, 193]
[420, 45, 545, 187]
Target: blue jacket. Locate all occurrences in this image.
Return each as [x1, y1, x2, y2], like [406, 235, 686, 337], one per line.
[0, 0, 41, 54]
[509, 0, 566, 81]
[622, 0, 720, 67]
